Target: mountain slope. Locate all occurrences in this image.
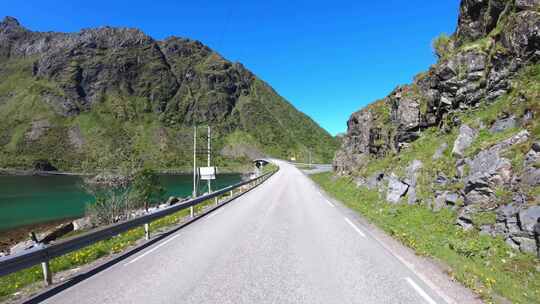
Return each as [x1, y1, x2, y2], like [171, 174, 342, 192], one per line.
[0, 17, 337, 171]
[331, 1, 539, 301]
[334, 0, 540, 261]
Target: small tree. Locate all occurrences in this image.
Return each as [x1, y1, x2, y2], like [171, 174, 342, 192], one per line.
[132, 168, 165, 212]
[432, 33, 453, 59]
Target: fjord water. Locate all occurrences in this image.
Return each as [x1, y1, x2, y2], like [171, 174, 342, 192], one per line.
[0, 174, 242, 231]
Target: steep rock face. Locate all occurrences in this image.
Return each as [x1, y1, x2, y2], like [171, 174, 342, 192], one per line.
[0, 17, 338, 169]
[334, 0, 540, 255]
[335, 1, 539, 173]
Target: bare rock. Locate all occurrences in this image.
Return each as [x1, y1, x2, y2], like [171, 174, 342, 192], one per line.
[452, 124, 476, 158]
[68, 126, 85, 150]
[166, 196, 180, 205]
[405, 160, 422, 205]
[513, 237, 537, 254]
[518, 206, 540, 235]
[489, 116, 517, 133]
[386, 174, 408, 204]
[366, 172, 384, 190]
[25, 119, 51, 141]
[73, 217, 93, 231]
[432, 142, 448, 160]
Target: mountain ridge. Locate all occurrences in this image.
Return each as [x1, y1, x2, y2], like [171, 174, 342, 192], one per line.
[0, 16, 338, 171]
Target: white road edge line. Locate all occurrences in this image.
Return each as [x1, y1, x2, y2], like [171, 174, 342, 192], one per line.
[124, 234, 180, 266]
[405, 277, 438, 304]
[344, 217, 366, 237]
[367, 232, 454, 304]
[207, 208, 222, 219]
[325, 200, 335, 208]
[318, 192, 324, 198]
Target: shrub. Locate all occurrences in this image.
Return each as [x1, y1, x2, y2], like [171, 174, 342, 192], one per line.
[433, 34, 453, 58]
[131, 168, 165, 211]
[86, 190, 139, 225]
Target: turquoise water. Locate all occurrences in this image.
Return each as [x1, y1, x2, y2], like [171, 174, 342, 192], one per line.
[0, 174, 241, 231]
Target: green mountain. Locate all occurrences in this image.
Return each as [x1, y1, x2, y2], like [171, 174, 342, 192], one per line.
[0, 17, 338, 171]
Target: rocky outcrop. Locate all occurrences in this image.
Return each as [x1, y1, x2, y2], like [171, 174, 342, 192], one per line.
[452, 124, 477, 158]
[334, 1, 539, 174]
[334, 0, 540, 256]
[386, 174, 409, 204]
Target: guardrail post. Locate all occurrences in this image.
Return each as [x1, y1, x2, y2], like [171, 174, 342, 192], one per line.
[230, 190, 233, 197]
[41, 260, 52, 285]
[144, 223, 150, 240]
[190, 206, 194, 218]
[215, 197, 218, 205]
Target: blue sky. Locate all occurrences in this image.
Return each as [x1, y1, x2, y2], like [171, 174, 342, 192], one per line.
[5, 0, 460, 135]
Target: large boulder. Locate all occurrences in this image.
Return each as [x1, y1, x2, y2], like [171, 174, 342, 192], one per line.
[386, 174, 409, 204]
[405, 160, 423, 205]
[521, 144, 540, 186]
[489, 116, 517, 133]
[452, 124, 477, 158]
[518, 206, 540, 235]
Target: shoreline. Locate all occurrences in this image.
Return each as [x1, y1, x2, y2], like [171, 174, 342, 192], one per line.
[0, 218, 77, 253]
[0, 166, 252, 176]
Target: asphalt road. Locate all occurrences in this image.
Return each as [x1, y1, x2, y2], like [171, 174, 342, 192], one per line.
[41, 161, 471, 304]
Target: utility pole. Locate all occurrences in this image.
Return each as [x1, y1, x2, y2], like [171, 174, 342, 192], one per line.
[192, 126, 197, 217]
[207, 126, 212, 193]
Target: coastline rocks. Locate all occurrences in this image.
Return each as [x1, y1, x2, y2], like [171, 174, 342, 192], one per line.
[166, 196, 180, 205]
[73, 217, 94, 231]
[85, 174, 132, 188]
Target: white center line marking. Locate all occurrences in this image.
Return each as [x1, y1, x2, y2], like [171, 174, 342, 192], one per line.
[344, 217, 366, 237]
[124, 234, 180, 266]
[406, 277, 438, 304]
[325, 200, 335, 208]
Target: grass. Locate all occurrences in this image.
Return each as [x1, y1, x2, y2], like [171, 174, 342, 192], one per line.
[311, 172, 540, 303]
[0, 48, 339, 172]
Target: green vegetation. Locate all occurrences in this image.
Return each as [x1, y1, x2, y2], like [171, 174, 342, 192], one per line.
[295, 164, 314, 170]
[432, 33, 454, 59]
[311, 172, 540, 303]
[262, 163, 279, 175]
[132, 168, 166, 211]
[0, 56, 338, 172]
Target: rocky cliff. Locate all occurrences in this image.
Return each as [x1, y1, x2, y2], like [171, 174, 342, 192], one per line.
[0, 17, 338, 170]
[335, 0, 540, 255]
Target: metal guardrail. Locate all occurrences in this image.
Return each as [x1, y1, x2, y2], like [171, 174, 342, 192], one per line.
[0, 170, 276, 284]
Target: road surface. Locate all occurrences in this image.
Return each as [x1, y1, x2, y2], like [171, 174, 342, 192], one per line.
[41, 161, 473, 304]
